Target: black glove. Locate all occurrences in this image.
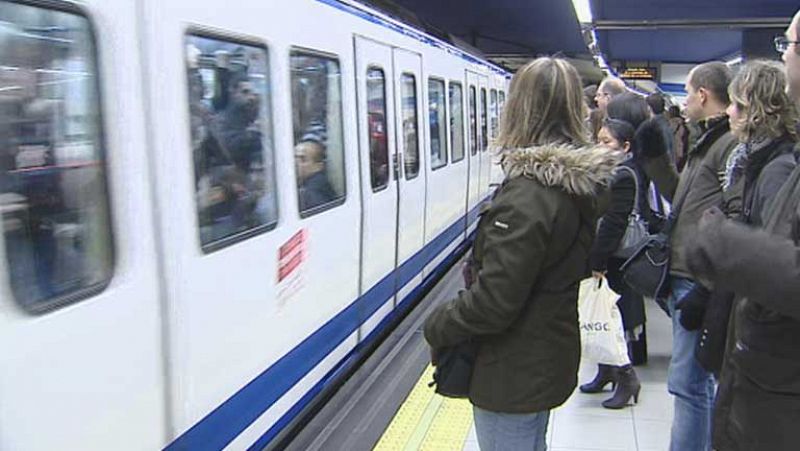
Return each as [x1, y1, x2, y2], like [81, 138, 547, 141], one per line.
[675, 284, 711, 331]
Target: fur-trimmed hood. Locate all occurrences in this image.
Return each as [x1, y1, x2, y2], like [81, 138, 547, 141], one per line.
[499, 144, 623, 196]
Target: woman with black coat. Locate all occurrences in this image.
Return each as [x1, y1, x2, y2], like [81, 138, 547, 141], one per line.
[581, 93, 667, 409]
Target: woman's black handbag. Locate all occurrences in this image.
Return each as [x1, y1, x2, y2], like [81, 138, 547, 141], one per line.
[429, 342, 478, 398]
[613, 166, 650, 258]
[619, 217, 673, 312]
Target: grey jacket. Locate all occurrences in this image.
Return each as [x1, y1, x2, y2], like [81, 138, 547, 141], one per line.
[644, 115, 738, 278]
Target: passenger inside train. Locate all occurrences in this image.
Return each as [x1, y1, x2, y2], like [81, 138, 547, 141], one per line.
[295, 138, 337, 211]
[0, 7, 112, 311]
[290, 52, 346, 214]
[187, 37, 276, 246]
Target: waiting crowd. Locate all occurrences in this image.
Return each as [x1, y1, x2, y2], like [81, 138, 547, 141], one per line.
[423, 9, 800, 451]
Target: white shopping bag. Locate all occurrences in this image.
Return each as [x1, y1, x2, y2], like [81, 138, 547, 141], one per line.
[578, 278, 630, 366]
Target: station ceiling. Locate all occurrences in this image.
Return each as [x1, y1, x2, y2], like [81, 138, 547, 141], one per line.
[386, 0, 589, 57]
[591, 0, 799, 63]
[372, 0, 798, 69]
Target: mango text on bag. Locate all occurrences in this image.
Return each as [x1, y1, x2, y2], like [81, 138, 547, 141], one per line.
[581, 322, 612, 332]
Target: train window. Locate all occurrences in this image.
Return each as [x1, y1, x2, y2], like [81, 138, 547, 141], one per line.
[499, 91, 506, 115]
[400, 74, 419, 180]
[0, 2, 113, 312]
[290, 51, 346, 215]
[428, 78, 447, 170]
[365, 67, 389, 191]
[468, 86, 477, 156]
[480, 88, 488, 151]
[449, 82, 465, 163]
[186, 34, 278, 251]
[490, 89, 498, 139]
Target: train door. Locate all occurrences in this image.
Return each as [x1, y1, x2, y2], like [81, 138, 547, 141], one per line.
[0, 0, 166, 449]
[354, 36, 399, 336]
[392, 49, 426, 305]
[488, 84, 504, 187]
[466, 71, 482, 231]
[478, 76, 491, 196]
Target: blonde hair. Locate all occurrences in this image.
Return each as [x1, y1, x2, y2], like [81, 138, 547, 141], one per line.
[494, 57, 588, 149]
[728, 60, 799, 142]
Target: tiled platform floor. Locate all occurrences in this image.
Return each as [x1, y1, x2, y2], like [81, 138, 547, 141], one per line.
[463, 299, 674, 451]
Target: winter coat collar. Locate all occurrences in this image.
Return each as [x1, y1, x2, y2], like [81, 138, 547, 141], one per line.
[698, 113, 729, 133]
[499, 143, 622, 196]
[691, 115, 730, 156]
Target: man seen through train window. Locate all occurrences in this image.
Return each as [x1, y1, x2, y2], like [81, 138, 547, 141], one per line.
[295, 139, 336, 211]
[216, 72, 262, 173]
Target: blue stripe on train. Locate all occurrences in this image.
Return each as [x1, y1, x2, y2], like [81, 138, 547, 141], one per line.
[164, 203, 484, 451]
[248, 227, 478, 451]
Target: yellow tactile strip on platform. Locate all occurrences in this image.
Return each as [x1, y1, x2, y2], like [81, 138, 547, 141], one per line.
[374, 365, 473, 451]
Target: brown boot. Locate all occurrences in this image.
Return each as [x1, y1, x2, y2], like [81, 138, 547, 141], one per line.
[579, 364, 619, 393]
[602, 365, 641, 409]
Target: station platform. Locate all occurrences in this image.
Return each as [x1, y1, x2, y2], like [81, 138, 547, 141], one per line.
[374, 296, 673, 451]
[285, 258, 674, 451]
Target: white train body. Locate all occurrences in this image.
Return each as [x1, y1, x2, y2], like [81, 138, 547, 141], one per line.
[0, 0, 508, 449]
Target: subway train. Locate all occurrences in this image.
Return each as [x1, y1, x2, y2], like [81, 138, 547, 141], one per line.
[0, 0, 509, 449]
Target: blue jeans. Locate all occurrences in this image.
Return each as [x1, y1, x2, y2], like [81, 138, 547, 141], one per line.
[473, 406, 550, 451]
[667, 277, 716, 451]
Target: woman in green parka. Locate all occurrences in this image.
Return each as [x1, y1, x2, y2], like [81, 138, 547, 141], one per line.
[423, 57, 622, 450]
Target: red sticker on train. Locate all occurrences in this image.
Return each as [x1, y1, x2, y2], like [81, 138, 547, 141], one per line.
[278, 229, 307, 282]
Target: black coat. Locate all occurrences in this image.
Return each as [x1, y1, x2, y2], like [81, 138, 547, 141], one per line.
[739, 137, 797, 227]
[299, 171, 337, 211]
[687, 139, 799, 451]
[589, 159, 656, 271]
[589, 158, 654, 331]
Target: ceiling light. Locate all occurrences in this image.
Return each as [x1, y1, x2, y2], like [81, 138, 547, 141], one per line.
[572, 0, 593, 23]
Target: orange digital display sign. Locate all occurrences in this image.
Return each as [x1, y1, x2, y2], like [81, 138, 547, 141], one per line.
[620, 67, 657, 80]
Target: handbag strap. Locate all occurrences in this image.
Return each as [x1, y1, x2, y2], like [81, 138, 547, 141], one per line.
[617, 165, 642, 217]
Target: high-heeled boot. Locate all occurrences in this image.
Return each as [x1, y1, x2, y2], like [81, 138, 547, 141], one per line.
[579, 364, 618, 393]
[602, 365, 641, 409]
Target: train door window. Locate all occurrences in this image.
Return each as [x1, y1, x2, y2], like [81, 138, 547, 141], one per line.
[400, 74, 419, 180]
[449, 82, 465, 163]
[428, 78, 447, 170]
[364, 67, 389, 191]
[0, 2, 113, 312]
[290, 50, 346, 215]
[499, 91, 506, 115]
[480, 88, 488, 151]
[186, 33, 278, 251]
[490, 89, 498, 139]
[468, 86, 477, 155]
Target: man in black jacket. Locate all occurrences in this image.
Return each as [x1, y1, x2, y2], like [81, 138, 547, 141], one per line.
[216, 72, 263, 173]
